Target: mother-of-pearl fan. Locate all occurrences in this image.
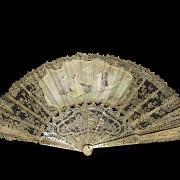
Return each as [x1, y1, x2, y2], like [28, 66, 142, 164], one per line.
[0, 53, 179, 156]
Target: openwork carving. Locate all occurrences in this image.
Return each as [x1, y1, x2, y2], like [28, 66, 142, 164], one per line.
[0, 53, 180, 156]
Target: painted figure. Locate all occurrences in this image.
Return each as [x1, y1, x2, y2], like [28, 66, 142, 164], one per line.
[96, 71, 108, 92]
[59, 74, 70, 95]
[68, 74, 85, 97]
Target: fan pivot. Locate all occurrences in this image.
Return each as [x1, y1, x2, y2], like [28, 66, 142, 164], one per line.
[83, 145, 93, 156]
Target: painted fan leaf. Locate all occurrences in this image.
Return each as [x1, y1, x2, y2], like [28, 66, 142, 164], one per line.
[0, 53, 180, 156]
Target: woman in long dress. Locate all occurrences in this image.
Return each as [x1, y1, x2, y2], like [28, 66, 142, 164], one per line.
[96, 71, 108, 92]
[68, 74, 84, 97]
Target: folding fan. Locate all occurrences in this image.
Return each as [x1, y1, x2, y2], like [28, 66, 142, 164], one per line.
[0, 53, 179, 156]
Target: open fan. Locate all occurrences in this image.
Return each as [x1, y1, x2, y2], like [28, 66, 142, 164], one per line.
[0, 53, 180, 156]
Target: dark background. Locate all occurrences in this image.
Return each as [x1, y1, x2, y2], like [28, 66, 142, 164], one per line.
[0, 45, 179, 177]
[0, 5, 179, 178]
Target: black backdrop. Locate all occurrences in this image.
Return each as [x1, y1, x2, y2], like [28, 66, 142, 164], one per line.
[0, 16, 179, 178]
[1, 46, 179, 176]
